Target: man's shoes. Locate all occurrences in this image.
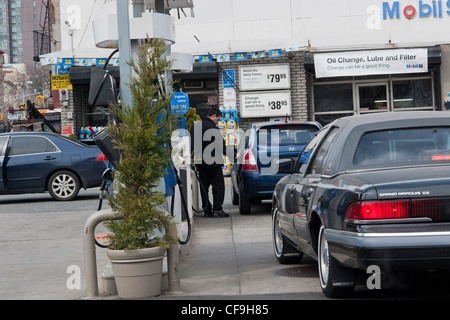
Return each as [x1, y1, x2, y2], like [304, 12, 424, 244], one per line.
[204, 210, 213, 217]
[212, 210, 229, 218]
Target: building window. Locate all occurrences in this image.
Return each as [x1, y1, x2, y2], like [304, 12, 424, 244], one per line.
[392, 78, 433, 110]
[314, 83, 353, 113]
[312, 73, 435, 126]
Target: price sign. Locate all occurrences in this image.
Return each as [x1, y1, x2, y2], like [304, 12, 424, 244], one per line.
[239, 64, 290, 91]
[240, 91, 291, 118]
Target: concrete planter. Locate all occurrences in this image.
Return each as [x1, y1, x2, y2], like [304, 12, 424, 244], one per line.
[106, 246, 165, 299]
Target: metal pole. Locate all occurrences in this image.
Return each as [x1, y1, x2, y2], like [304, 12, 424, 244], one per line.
[154, 0, 181, 294]
[116, 0, 133, 108]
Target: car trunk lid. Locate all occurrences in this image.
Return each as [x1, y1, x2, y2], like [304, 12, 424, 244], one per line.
[345, 166, 450, 222]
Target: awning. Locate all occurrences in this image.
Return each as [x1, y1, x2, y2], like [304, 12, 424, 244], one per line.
[39, 48, 118, 61]
[69, 66, 121, 85]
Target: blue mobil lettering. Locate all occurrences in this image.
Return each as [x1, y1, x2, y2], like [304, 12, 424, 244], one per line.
[383, 1, 450, 19]
[406, 64, 424, 68]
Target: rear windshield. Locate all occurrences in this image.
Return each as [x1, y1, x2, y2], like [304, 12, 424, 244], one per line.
[257, 125, 319, 146]
[353, 127, 450, 167]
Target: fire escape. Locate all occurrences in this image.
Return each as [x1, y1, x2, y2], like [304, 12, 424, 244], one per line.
[33, 0, 52, 62]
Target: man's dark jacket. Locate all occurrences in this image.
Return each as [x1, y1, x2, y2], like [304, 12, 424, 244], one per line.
[190, 117, 226, 167]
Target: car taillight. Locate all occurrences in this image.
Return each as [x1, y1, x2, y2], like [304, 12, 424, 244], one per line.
[95, 152, 108, 161]
[345, 199, 441, 221]
[243, 150, 258, 171]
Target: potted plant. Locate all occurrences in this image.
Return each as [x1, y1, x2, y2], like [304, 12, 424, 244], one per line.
[105, 38, 178, 299]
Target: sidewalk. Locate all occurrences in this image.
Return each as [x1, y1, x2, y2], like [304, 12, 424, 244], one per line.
[98, 178, 323, 300]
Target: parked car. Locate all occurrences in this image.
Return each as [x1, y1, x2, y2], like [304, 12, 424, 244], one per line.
[272, 111, 450, 298]
[231, 121, 321, 214]
[0, 132, 107, 201]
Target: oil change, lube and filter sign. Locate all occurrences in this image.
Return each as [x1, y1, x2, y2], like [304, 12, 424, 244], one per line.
[314, 48, 428, 78]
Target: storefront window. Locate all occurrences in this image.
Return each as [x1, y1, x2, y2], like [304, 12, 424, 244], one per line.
[188, 93, 216, 119]
[358, 83, 389, 112]
[179, 79, 218, 119]
[392, 79, 433, 109]
[313, 83, 353, 113]
[312, 74, 435, 125]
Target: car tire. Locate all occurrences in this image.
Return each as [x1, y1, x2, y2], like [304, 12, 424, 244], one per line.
[231, 186, 239, 205]
[48, 170, 81, 201]
[239, 187, 251, 214]
[272, 205, 303, 264]
[318, 225, 355, 298]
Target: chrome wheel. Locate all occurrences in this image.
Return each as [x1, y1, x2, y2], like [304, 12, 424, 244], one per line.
[318, 225, 329, 288]
[48, 171, 80, 201]
[317, 224, 355, 298]
[272, 205, 303, 264]
[274, 210, 283, 256]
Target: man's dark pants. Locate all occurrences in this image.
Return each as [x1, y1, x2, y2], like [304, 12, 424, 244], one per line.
[197, 165, 225, 214]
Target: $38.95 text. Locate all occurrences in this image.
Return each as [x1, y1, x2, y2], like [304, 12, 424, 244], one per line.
[268, 100, 288, 109]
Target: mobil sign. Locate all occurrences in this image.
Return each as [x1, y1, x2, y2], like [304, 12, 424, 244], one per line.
[383, 1, 450, 19]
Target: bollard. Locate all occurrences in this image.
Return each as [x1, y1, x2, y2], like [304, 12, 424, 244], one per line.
[83, 208, 123, 298]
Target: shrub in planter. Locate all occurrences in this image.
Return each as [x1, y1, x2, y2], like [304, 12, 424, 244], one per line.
[104, 38, 178, 298]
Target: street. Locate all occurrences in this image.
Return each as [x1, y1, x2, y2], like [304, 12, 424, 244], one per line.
[1, 180, 450, 300]
[0, 187, 110, 300]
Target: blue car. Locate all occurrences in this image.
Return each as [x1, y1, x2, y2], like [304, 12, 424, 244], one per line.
[0, 132, 107, 201]
[231, 121, 321, 214]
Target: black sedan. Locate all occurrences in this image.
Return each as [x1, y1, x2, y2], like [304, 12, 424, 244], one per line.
[272, 111, 450, 298]
[0, 132, 107, 201]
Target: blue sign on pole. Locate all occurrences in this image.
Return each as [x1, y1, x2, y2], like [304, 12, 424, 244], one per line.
[223, 69, 235, 88]
[55, 63, 71, 75]
[170, 92, 189, 116]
